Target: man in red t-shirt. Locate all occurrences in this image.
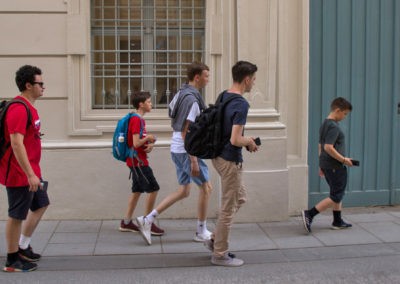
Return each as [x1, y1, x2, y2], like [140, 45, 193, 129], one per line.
[0, 65, 50, 272]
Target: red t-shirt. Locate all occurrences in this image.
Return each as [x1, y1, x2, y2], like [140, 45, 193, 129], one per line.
[0, 96, 42, 187]
[126, 115, 149, 167]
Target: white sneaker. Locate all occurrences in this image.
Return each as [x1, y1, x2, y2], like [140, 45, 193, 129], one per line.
[193, 229, 212, 242]
[211, 252, 244, 267]
[136, 216, 152, 245]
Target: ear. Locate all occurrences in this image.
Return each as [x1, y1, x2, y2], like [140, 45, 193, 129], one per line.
[25, 82, 32, 90]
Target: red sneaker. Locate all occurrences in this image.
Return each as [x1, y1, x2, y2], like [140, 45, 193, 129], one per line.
[151, 223, 165, 236]
[119, 220, 139, 232]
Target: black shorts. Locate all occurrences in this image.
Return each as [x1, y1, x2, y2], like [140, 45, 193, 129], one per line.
[322, 167, 348, 203]
[6, 186, 50, 220]
[130, 166, 160, 193]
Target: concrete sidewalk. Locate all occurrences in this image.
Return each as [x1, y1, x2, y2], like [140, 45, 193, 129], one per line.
[1, 206, 400, 271]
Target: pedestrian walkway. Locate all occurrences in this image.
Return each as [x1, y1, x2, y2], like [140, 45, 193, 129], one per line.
[1, 206, 400, 271]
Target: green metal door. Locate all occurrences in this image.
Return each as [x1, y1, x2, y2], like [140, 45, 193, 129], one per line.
[309, 0, 400, 206]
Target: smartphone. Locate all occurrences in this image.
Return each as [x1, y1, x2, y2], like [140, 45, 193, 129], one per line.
[351, 160, 360, 166]
[254, 137, 261, 146]
[41, 181, 49, 191]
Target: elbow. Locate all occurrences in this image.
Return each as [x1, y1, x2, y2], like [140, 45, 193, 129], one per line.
[230, 138, 240, 147]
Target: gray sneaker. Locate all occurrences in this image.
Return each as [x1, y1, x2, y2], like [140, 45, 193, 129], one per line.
[211, 252, 244, 267]
[204, 239, 214, 252]
[136, 216, 152, 245]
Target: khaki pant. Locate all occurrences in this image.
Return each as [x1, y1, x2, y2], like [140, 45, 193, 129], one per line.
[211, 157, 247, 257]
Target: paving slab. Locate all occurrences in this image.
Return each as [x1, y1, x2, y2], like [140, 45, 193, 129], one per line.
[313, 224, 382, 246]
[43, 243, 96, 256]
[229, 223, 277, 251]
[95, 231, 162, 255]
[49, 232, 98, 244]
[346, 212, 398, 223]
[55, 220, 102, 233]
[161, 229, 207, 253]
[259, 221, 325, 249]
[358, 221, 400, 242]
[281, 243, 398, 262]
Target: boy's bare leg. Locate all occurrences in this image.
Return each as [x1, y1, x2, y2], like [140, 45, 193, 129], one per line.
[197, 182, 212, 221]
[155, 184, 190, 214]
[315, 197, 335, 213]
[124, 193, 141, 220]
[21, 206, 48, 238]
[145, 192, 158, 215]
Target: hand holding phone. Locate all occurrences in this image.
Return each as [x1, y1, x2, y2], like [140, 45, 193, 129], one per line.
[350, 159, 360, 166]
[246, 137, 261, 151]
[40, 181, 48, 191]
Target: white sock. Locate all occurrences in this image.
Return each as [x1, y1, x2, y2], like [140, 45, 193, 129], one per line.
[197, 220, 206, 234]
[123, 219, 131, 225]
[146, 209, 159, 224]
[19, 235, 31, 250]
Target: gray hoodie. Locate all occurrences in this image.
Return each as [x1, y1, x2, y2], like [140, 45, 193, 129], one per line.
[168, 84, 206, 132]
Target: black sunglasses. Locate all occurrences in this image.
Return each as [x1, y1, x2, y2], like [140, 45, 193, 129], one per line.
[32, 82, 44, 88]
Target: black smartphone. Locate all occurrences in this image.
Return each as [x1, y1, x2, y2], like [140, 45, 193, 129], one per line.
[41, 181, 48, 191]
[351, 160, 360, 166]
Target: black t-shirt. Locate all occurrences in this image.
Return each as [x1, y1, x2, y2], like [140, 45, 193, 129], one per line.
[319, 119, 345, 169]
[219, 92, 249, 163]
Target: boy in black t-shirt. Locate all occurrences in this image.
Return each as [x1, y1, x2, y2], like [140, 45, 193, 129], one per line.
[302, 97, 354, 233]
[205, 61, 259, 267]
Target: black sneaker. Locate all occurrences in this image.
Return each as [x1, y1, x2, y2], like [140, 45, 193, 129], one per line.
[18, 246, 41, 262]
[331, 220, 352, 230]
[3, 258, 37, 272]
[301, 210, 312, 233]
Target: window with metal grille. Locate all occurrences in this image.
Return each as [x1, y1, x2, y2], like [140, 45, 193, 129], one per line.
[90, 0, 206, 109]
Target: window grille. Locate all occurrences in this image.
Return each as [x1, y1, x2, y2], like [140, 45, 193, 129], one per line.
[90, 0, 206, 109]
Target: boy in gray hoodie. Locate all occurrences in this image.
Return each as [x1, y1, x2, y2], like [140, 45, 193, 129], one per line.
[137, 62, 213, 245]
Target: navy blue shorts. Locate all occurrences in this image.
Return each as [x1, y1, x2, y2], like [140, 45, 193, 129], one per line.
[322, 167, 348, 203]
[6, 186, 50, 220]
[130, 166, 160, 193]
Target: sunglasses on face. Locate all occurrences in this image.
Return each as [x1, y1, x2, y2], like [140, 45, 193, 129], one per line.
[32, 82, 44, 88]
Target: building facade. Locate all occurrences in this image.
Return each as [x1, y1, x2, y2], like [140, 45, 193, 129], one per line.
[0, 0, 309, 221]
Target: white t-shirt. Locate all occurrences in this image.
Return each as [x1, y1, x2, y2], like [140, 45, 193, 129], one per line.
[170, 102, 200, 153]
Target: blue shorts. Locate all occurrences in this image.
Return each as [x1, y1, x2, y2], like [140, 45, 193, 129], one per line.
[322, 167, 348, 203]
[171, 152, 209, 186]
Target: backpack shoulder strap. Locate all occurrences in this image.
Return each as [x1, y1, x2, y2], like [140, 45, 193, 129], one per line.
[216, 91, 240, 106]
[3, 98, 32, 129]
[1, 98, 32, 185]
[131, 113, 144, 138]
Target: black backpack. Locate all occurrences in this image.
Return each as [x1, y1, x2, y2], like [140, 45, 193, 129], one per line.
[184, 91, 238, 159]
[0, 98, 32, 160]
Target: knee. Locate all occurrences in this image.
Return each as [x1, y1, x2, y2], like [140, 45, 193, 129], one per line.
[329, 195, 343, 204]
[201, 183, 212, 197]
[178, 186, 191, 199]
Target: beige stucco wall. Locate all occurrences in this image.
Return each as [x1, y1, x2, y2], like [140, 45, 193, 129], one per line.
[0, 0, 309, 221]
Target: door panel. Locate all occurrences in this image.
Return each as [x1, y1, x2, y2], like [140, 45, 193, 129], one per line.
[309, 0, 400, 206]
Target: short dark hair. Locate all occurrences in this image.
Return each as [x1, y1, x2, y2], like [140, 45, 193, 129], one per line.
[331, 97, 353, 111]
[187, 62, 209, 81]
[15, 65, 42, 92]
[232, 61, 258, 83]
[131, 91, 151, 109]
